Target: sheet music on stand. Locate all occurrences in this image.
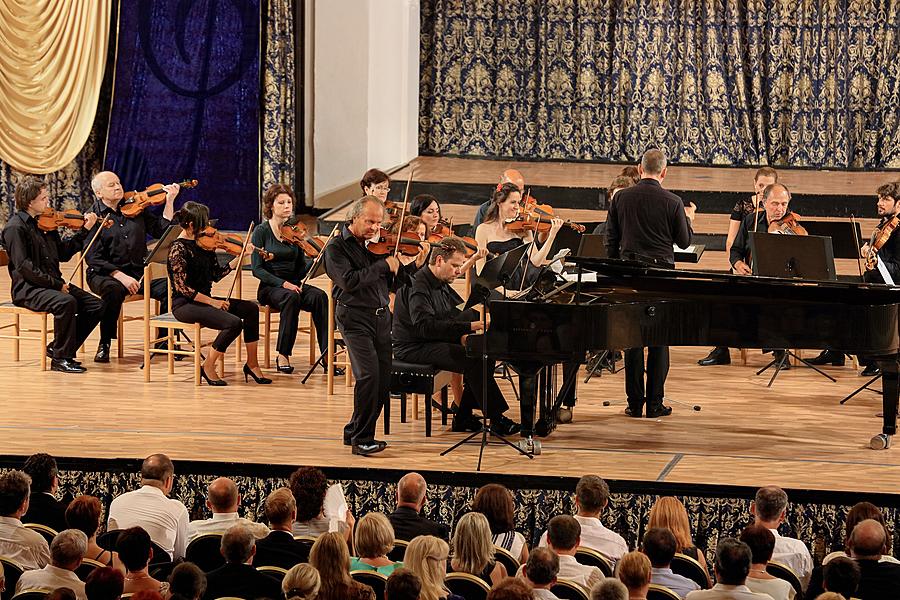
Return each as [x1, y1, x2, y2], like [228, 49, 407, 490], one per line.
[877, 259, 895, 286]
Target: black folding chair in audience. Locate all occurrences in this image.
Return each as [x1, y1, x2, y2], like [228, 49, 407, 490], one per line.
[550, 579, 589, 600]
[75, 558, 106, 581]
[647, 584, 681, 600]
[257, 565, 288, 584]
[445, 572, 490, 600]
[351, 570, 388, 600]
[492, 546, 520, 575]
[0, 557, 24, 600]
[671, 552, 710, 589]
[767, 561, 804, 598]
[387, 539, 409, 562]
[573, 547, 614, 577]
[185, 533, 225, 572]
[22, 523, 57, 546]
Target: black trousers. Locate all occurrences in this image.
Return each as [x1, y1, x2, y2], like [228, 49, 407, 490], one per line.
[624, 346, 670, 409]
[87, 274, 168, 342]
[172, 298, 259, 353]
[17, 285, 103, 359]
[394, 339, 509, 420]
[257, 283, 329, 356]
[337, 305, 391, 445]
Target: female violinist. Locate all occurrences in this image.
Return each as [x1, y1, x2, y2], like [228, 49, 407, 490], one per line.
[360, 169, 391, 203]
[167, 201, 271, 386]
[410, 194, 486, 271]
[250, 184, 334, 375]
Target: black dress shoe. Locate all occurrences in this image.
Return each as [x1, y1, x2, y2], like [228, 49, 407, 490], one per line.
[243, 364, 273, 384]
[200, 369, 227, 386]
[698, 347, 730, 366]
[46, 346, 81, 365]
[275, 357, 294, 374]
[491, 416, 521, 436]
[352, 442, 387, 456]
[94, 342, 110, 363]
[51, 358, 86, 373]
[806, 350, 845, 366]
[451, 415, 481, 432]
[646, 404, 673, 418]
[861, 364, 881, 377]
[625, 401, 643, 418]
[323, 362, 345, 376]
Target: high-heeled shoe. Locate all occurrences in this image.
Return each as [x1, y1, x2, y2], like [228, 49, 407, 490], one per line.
[243, 363, 273, 384]
[201, 368, 227, 386]
[275, 357, 294, 374]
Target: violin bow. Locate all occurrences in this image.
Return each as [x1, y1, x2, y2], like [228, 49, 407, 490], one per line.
[850, 215, 865, 278]
[298, 223, 340, 292]
[392, 167, 415, 257]
[66, 213, 111, 285]
[518, 187, 541, 290]
[225, 222, 255, 302]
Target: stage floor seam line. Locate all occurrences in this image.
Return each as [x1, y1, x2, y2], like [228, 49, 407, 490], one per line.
[657, 454, 684, 482]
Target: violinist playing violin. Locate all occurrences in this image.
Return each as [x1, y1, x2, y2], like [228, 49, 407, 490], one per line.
[410, 193, 486, 273]
[250, 184, 335, 375]
[860, 182, 900, 286]
[167, 202, 271, 386]
[84, 171, 179, 363]
[1, 176, 104, 373]
[473, 169, 525, 229]
[729, 182, 794, 276]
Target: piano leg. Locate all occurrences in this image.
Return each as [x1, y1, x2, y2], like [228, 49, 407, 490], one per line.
[871, 359, 899, 450]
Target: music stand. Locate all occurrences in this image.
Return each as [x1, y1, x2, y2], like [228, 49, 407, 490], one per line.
[749, 232, 838, 386]
[141, 225, 184, 366]
[802, 220, 863, 259]
[576, 234, 608, 258]
[300, 253, 341, 383]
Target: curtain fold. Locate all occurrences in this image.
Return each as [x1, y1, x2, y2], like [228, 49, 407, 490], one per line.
[262, 0, 296, 193]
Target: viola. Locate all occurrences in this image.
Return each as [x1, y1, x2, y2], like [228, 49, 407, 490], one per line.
[196, 226, 273, 261]
[864, 215, 900, 271]
[120, 179, 198, 217]
[280, 221, 329, 258]
[37, 208, 112, 232]
[767, 213, 807, 235]
[367, 228, 427, 256]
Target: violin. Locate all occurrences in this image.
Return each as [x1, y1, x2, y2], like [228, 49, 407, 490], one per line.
[864, 215, 900, 270]
[366, 228, 427, 256]
[383, 200, 404, 224]
[196, 226, 273, 260]
[37, 208, 112, 232]
[767, 213, 807, 235]
[431, 218, 453, 238]
[505, 202, 586, 234]
[120, 179, 198, 217]
[425, 229, 479, 257]
[280, 221, 329, 258]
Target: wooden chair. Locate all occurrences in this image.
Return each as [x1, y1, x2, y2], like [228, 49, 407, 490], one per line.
[445, 573, 490, 600]
[0, 556, 25, 600]
[75, 557, 107, 582]
[492, 545, 520, 575]
[550, 579, 589, 600]
[260, 305, 317, 368]
[671, 552, 710, 589]
[351, 570, 388, 600]
[0, 303, 51, 370]
[22, 523, 57, 545]
[185, 533, 225, 572]
[647, 583, 682, 600]
[116, 292, 148, 358]
[574, 547, 614, 577]
[257, 565, 288, 584]
[766, 560, 804, 597]
[387, 539, 409, 562]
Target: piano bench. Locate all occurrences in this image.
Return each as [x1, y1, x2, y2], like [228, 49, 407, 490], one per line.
[386, 361, 455, 437]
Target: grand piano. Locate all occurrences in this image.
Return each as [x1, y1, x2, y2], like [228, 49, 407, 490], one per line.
[476, 258, 900, 452]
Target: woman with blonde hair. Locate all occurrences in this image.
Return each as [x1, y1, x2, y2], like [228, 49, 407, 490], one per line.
[647, 496, 709, 573]
[448, 512, 507, 586]
[282, 563, 321, 600]
[403, 535, 462, 600]
[309, 532, 375, 600]
[350, 512, 402, 574]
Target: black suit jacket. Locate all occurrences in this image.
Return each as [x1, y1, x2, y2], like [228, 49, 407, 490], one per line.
[388, 506, 449, 542]
[22, 492, 68, 533]
[204, 562, 282, 600]
[253, 530, 309, 569]
[856, 558, 900, 600]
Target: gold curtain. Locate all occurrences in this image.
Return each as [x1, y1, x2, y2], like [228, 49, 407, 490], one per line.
[0, 1, 110, 174]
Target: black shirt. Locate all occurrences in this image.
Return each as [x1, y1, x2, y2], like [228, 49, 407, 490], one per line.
[729, 210, 771, 268]
[167, 238, 232, 307]
[324, 223, 416, 309]
[387, 506, 449, 542]
[865, 217, 900, 285]
[606, 179, 692, 265]
[84, 198, 171, 279]
[2, 211, 89, 302]
[250, 220, 311, 287]
[392, 266, 479, 346]
[856, 558, 900, 600]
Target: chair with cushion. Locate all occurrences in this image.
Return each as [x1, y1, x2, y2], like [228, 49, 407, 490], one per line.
[671, 552, 710, 589]
[767, 560, 803, 597]
[445, 572, 490, 600]
[387, 539, 409, 562]
[75, 557, 107, 582]
[647, 583, 681, 600]
[551, 579, 589, 600]
[186, 533, 225, 572]
[149, 561, 177, 581]
[257, 565, 287, 584]
[10, 592, 50, 600]
[0, 557, 24, 600]
[387, 360, 454, 437]
[351, 570, 388, 600]
[574, 547, 614, 577]
[492, 546, 520, 576]
[22, 523, 57, 546]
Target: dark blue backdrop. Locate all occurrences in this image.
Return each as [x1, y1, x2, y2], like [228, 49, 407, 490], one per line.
[105, 0, 260, 230]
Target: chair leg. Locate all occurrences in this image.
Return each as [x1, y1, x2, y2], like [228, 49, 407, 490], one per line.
[167, 329, 175, 374]
[412, 393, 419, 421]
[441, 386, 449, 426]
[400, 393, 407, 423]
[384, 393, 391, 435]
[264, 308, 271, 369]
[39, 315, 47, 371]
[13, 313, 20, 363]
[309, 320, 316, 365]
[117, 308, 125, 358]
[194, 324, 202, 386]
[144, 318, 151, 383]
[426, 387, 433, 437]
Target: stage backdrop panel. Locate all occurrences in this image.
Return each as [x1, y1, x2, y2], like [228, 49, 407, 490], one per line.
[105, 0, 260, 230]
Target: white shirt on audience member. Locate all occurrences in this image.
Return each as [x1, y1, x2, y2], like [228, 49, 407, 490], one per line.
[0, 516, 50, 570]
[745, 575, 795, 600]
[108, 484, 190, 560]
[532, 588, 560, 600]
[16, 564, 86, 600]
[538, 515, 628, 560]
[685, 583, 774, 599]
[769, 529, 812, 589]
[517, 554, 603, 591]
[187, 512, 269, 542]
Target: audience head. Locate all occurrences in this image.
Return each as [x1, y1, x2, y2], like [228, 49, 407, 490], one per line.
[713, 537, 752, 586]
[354, 512, 395, 559]
[172, 202, 210, 237]
[849, 518, 887, 559]
[576, 475, 611, 516]
[309, 532, 352, 593]
[117, 527, 153, 572]
[264, 487, 297, 529]
[616, 551, 651, 594]
[397, 472, 427, 511]
[754, 167, 779, 197]
[360, 168, 391, 201]
[23, 452, 58, 494]
[0, 469, 31, 518]
[451, 512, 495, 576]
[140, 454, 175, 494]
[282, 563, 320, 600]
[590, 578, 629, 600]
[642, 527, 678, 568]
[823, 556, 860, 598]
[14, 175, 48, 213]
[51, 529, 88, 570]
[639, 149, 667, 179]
[289, 466, 329, 522]
[524, 547, 558, 588]
[752, 486, 788, 525]
[85, 566, 124, 600]
[46, 589, 76, 600]
[472, 483, 516, 535]
[206, 477, 240, 513]
[403, 535, 450, 600]
[385, 568, 421, 600]
[167, 562, 206, 600]
[546, 515, 581, 553]
[220, 524, 255, 564]
[843, 501, 891, 555]
[486, 577, 532, 600]
[66, 495, 104, 540]
[647, 496, 695, 552]
[739, 523, 776, 566]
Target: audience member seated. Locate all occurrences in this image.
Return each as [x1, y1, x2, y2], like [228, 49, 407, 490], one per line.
[821, 557, 860, 600]
[523, 547, 559, 599]
[487, 577, 533, 600]
[449, 512, 507, 586]
[825, 501, 896, 565]
[351, 512, 402, 575]
[648, 497, 709, 575]
[539, 476, 627, 562]
[0, 469, 51, 569]
[107, 454, 189, 560]
[47, 588, 77, 600]
[203, 524, 281, 600]
[16, 529, 88, 600]
[403, 535, 462, 600]
[847, 518, 900, 600]
[643, 527, 700, 598]
[389, 473, 450, 542]
[473, 484, 529, 564]
[386, 567, 421, 600]
[65, 496, 123, 571]
[84, 566, 124, 600]
[187, 477, 268, 542]
[685, 538, 771, 599]
[283, 563, 321, 600]
[529, 516, 602, 591]
[255, 487, 310, 568]
[22, 453, 68, 533]
[289, 467, 353, 540]
[117, 527, 168, 595]
[739, 524, 795, 600]
[615, 551, 651, 600]
[590, 578, 628, 600]
[167, 562, 206, 600]
[308, 531, 375, 600]
[750, 486, 812, 589]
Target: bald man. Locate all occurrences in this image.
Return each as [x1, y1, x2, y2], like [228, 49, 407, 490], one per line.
[84, 171, 179, 362]
[848, 518, 900, 599]
[472, 169, 525, 229]
[387, 472, 449, 541]
[186, 477, 269, 542]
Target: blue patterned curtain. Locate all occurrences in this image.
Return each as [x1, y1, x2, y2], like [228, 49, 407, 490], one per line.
[419, 0, 900, 168]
